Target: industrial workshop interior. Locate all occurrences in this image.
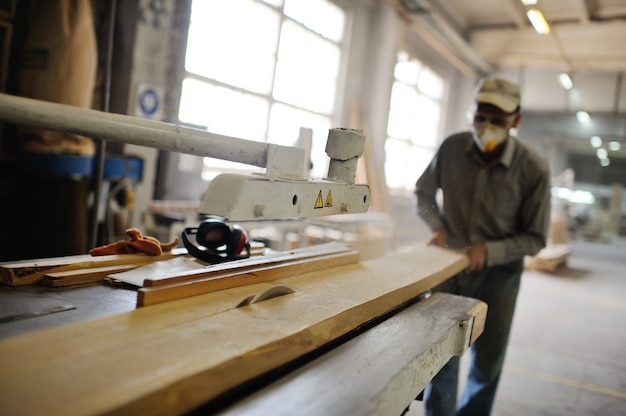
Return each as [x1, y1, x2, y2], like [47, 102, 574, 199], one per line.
[0, 0, 625, 415]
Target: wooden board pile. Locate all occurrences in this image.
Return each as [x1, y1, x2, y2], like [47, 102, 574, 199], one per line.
[0, 242, 265, 287]
[525, 244, 573, 272]
[0, 248, 188, 286]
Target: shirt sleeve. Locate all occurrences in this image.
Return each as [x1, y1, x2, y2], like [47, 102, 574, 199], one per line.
[485, 162, 552, 266]
[415, 151, 445, 232]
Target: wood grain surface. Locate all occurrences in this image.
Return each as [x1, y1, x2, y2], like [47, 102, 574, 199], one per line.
[0, 245, 468, 416]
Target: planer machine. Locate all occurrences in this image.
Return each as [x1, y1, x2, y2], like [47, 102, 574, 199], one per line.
[0, 93, 371, 222]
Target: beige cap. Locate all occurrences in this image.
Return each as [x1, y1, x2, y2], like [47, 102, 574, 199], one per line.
[474, 76, 521, 113]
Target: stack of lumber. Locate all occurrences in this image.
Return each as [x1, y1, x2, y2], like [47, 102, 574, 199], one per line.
[0, 248, 187, 286]
[525, 244, 572, 272]
[0, 242, 266, 287]
[0, 245, 478, 416]
[120, 242, 360, 307]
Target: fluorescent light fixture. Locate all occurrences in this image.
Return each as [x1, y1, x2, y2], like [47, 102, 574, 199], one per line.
[596, 148, 608, 159]
[558, 73, 573, 90]
[590, 136, 602, 148]
[608, 141, 621, 151]
[600, 158, 610, 167]
[521, 0, 538, 5]
[576, 111, 591, 123]
[526, 8, 550, 34]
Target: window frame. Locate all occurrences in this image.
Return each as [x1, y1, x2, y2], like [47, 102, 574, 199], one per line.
[384, 51, 447, 194]
[177, 0, 351, 181]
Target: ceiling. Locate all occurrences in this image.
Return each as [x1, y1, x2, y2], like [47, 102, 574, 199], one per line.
[434, 0, 626, 71]
[384, 0, 626, 172]
[388, 0, 626, 72]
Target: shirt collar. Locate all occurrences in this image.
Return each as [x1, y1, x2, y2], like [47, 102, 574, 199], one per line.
[499, 135, 516, 167]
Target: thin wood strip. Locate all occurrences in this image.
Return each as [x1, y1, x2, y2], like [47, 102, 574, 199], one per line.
[137, 250, 360, 307]
[42, 264, 141, 287]
[108, 256, 209, 287]
[0, 246, 468, 416]
[139, 242, 353, 288]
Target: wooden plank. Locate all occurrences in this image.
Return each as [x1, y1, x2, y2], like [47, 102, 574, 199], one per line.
[137, 249, 360, 307]
[108, 256, 209, 287]
[142, 242, 353, 287]
[132, 242, 353, 288]
[216, 293, 487, 416]
[41, 264, 141, 287]
[0, 248, 186, 286]
[0, 245, 468, 416]
[525, 244, 572, 271]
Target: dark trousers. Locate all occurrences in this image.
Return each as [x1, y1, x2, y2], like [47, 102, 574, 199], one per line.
[424, 260, 524, 416]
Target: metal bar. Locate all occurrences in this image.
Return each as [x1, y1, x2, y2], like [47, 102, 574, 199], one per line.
[0, 93, 270, 168]
[89, 0, 117, 248]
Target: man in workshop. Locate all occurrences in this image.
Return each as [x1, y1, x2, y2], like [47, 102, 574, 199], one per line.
[414, 76, 551, 416]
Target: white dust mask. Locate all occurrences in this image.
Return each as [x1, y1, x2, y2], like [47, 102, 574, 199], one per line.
[472, 122, 508, 152]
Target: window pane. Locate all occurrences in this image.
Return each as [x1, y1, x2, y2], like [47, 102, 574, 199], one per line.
[186, 0, 279, 94]
[273, 21, 340, 114]
[386, 52, 445, 192]
[268, 103, 332, 178]
[394, 57, 421, 86]
[384, 138, 434, 190]
[387, 82, 420, 139]
[411, 96, 441, 148]
[284, 0, 345, 42]
[179, 78, 269, 141]
[418, 67, 445, 100]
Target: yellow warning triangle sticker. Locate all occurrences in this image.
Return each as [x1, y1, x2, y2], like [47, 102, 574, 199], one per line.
[325, 190, 333, 207]
[314, 190, 324, 209]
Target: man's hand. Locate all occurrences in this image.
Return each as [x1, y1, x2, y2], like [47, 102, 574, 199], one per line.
[465, 243, 487, 271]
[428, 230, 487, 271]
[428, 229, 448, 248]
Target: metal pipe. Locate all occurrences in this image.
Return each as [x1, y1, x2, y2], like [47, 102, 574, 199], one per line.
[90, 0, 116, 248]
[0, 93, 270, 168]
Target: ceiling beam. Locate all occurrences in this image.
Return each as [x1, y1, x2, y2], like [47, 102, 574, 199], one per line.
[503, 0, 528, 29]
[573, 0, 591, 24]
[594, 5, 626, 19]
[383, 0, 493, 76]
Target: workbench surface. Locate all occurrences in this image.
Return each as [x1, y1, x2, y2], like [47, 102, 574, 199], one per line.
[0, 246, 483, 416]
[0, 283, 136, 339]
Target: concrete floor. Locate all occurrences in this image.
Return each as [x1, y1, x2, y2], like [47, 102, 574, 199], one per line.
[407, 237, 626, 416]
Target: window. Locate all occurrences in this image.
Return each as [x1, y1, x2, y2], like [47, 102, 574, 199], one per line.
[179, 0, 346, 180]
[384, 51, 445, 193]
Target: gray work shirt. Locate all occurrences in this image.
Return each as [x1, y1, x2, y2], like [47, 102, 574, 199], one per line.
[415, 131, 551, 267]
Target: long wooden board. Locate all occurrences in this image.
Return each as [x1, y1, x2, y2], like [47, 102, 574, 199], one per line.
[109, 242, 351, 288]
[41, 264, 141, 287]
[107, 256, 208, 287]
[143, 242, 354, 287]
[0, 245, 468, 416]
[137, 249, 360, 307]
